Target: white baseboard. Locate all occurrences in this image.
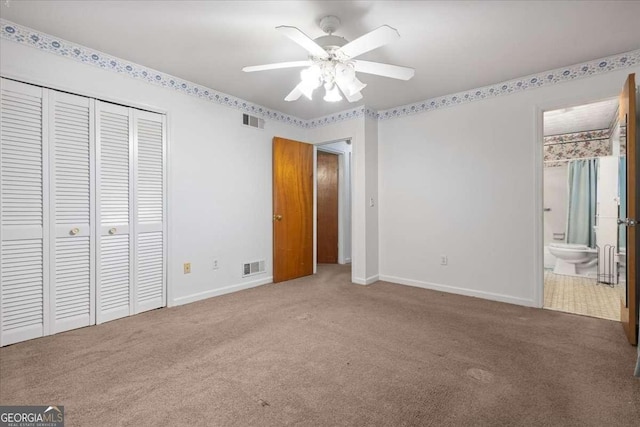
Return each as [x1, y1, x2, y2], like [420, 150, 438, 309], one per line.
[378, 274, 535, 307]
[170, 276, 273, 307]
[353, 274, 379, 285]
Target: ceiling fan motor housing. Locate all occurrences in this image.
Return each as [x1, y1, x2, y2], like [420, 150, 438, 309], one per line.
[319, 15, 341, 34]
[314, 35, 348, 51]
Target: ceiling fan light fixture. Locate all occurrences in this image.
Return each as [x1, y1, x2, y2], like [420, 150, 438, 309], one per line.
[298, 66, 322, 99]
[323, 83, 342, 102]
[245, 16, 415, 104]
[334, 62, 366, 96]
[300, 65, 321, 85]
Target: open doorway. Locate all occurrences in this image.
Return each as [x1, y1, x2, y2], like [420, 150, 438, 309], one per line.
[541, 98, 622, 321]
[315, 139, 352, 268]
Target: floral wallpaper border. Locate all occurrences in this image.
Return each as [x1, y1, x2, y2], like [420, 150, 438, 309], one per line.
[304, 106, 378, 128]
[376, 50, 640, 121]
[544, 129, 612, 167]
[0, 19, 309, 128]
[544, 129, 610, 144]
[2, 18, 639, 129]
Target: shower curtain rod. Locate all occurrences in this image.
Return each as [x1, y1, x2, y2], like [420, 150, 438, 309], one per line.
[544, 155, 607, 163]
[544, 136, 610, 146]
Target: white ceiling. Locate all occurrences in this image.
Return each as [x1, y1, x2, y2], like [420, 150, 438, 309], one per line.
[1, 1, 640, 119]
[543, 98, 618, 136]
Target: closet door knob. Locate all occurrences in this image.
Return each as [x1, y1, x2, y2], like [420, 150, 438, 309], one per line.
[108, 228, 117, 235]
[273, 214, 283, 221]
[70, 228, 80, 236]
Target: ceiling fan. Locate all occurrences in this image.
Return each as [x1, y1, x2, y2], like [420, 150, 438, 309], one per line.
[242, 16, 415, 103]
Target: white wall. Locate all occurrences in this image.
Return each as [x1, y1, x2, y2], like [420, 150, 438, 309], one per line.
[596, 156, 620, 279]
[0, 40, 307, 306]
[3, 34, 637, 311]
[378, 66, 640, 307]
[365, 117, 379, 281]
[307, 117, 379, 284]
[543, 165, 568, 247]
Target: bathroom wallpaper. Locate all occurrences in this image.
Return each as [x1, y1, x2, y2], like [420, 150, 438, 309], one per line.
[544, 129, 611, 167]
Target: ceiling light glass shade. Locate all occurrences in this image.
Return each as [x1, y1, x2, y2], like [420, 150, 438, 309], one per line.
[334, 63, 366, 96]
[335, 63, 355, 81]
[299, 65, 322, 99]
[323, 83, 342, 102]
[345, 76, 367, 96]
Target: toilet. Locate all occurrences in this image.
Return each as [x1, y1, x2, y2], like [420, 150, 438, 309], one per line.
[548, 243, 598, 277]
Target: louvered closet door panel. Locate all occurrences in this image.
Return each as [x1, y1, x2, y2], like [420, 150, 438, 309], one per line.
[0, 78, 47, 346]
[134, 110, 165, 313]
[49, 90, 95, 333]
[96, 101, 133, 323]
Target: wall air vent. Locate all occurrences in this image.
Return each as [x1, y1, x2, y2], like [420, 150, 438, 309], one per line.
[242, 260, 266, 277]
[242, 113, 265, 129]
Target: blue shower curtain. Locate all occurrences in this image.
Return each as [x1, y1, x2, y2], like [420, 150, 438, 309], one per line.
[618, 156, 626, 249]
[566, 158, 598, 247]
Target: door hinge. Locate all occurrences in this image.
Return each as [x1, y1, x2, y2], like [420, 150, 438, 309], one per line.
[617, 218, 638, 227]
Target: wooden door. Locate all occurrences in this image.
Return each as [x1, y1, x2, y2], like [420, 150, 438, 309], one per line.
[317, 151, 339, 263]
[619, 73, 637, 345]
[273, 137, 313, 283]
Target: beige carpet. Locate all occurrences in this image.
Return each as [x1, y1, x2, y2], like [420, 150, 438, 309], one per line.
[544, 270, 620, 321]
[1, 264, 639, 426]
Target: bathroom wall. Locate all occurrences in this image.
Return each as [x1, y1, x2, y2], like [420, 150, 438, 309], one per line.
[543, 164, 568, 247]
[596, 156, 620, 280]
[378, 65, 640, 308]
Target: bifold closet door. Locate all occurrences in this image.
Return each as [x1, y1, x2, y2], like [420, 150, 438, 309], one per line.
[96, 105, 166, 322]
[133, 110, 165, 313]
[96, 102, 133, 323]
[49, 90, 95, 334]
[0, 79, 47, 346]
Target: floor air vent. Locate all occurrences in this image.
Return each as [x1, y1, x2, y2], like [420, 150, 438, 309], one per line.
[243, 260, 265, 277]
[242, 113, 265, 129]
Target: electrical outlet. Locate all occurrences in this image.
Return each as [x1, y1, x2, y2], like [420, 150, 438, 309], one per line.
[184, 262, 191, 274]
[213, 259, 219, 270]
[440, 255, 448, 266]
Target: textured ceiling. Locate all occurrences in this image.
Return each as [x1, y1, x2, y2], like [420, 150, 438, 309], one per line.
[544, 99, 618, 136]
[1, 1, 640, 119]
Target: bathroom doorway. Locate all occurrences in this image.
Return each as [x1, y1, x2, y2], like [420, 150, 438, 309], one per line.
[315, 139, 352, 267]
[542, 98, 622, 321]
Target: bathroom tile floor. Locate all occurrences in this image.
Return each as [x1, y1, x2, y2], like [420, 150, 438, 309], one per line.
[544, 270, 620, 321]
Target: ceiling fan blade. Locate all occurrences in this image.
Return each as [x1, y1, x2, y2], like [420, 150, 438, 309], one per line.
[337, 25, 400, 59]
[335, 79, 363, 103]
[284, 83, 304, 102]
[242, 60, 312, 73]
[276, 26, 329, 59]
[354, 60, 415, 80]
